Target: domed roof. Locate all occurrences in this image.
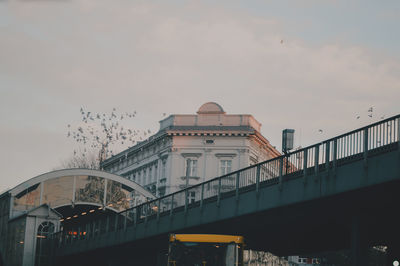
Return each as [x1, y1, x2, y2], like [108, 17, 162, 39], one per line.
[197, 102, 225, 114]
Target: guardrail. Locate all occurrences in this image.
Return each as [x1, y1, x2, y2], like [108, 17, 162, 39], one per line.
[52, 114, 400, 247]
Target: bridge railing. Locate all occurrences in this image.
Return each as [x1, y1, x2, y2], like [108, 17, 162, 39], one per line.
[53, 115, 400, 246]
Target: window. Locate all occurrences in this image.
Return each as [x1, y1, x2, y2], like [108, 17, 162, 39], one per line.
[159, 188, 166, 197]
[220, 160, 232, 175]
[148, 185, 156, 195]
[184, 159, 197, 177]
[161, 161, 166, 179]
[188, 191, 196, 204]
[149, 167, 153, 183]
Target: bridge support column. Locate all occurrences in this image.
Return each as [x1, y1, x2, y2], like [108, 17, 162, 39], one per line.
[351, 215, 368, 266]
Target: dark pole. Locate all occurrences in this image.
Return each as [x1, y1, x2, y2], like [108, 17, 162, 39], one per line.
[185, 159, 191, 205]
[185, 159, 191, 189]
[351, 215, 368, 266]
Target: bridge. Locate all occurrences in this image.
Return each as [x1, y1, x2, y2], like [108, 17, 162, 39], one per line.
[52, 115, 400, 266]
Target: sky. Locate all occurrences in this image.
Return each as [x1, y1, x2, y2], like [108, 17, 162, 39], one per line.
[0, 0, 399, 192]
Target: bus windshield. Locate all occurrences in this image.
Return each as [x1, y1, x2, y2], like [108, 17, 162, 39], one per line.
[168, 241, 241, 266]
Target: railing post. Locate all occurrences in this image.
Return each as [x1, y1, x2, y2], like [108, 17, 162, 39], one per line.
[256, 165, 261, 195]
[157, 199, 161, 221]
[363, 128, 368, 168]
[59, 232, 63, 247]
[87, 223, 90, 240]
[144, 204, 148, 225]
[92, 220, 96, 238]
[77, 227, 81, 241]
[279, 157, 283, 190]
[106, 216, 110, 233]
[84, 224, 89, 240]
[325, 141, 330, 178]
[314, 145, 319, 181]
[303, 149, 308, 184]
[397, 117, 400, 154]
[134, 208, 137, 228]
[66, 230, 70, 245]
[115, 213, 119, 231]
[235, 172, 240, 201]
[397, 117, 400, 142]
[79, 224, 82, 240]
[217, 176, 221, 207]
[200, 183, 204, 210]
[185, 188, 188, 213]
[170, 194, 174, 217]
[124, 212, 127, 230]
[333, 139, 337, 177]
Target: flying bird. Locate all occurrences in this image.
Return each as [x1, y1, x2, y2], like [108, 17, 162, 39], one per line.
[318, 129, 323, 133]
[356, 115, 360, 119]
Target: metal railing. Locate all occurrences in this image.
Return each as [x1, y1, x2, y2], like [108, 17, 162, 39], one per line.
[52, 115, 400, 247]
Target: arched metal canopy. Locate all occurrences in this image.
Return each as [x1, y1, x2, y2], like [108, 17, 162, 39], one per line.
[9, 168, 156, 217]
[11, 169, 155, 198]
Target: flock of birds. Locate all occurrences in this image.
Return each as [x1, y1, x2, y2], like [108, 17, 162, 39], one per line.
[67, 105, 387, 159]
[67, 107, 151, 159]
[355, 107, 384, 120]
[317, 107, 386, 134]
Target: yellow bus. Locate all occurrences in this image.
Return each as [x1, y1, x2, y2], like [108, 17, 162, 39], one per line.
[167, 234, 244, 266]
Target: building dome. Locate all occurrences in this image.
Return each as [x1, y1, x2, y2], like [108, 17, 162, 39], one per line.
[197, 102, 226, 114]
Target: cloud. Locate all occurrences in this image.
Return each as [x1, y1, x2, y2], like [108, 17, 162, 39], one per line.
[0, 0, 399, 190]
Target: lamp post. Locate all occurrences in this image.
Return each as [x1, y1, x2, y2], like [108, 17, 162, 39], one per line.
[282, 129, 295, 174]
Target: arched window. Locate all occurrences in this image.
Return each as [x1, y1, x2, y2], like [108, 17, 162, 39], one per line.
[37, 221, 55, 236]
[35, 221, 55, 266]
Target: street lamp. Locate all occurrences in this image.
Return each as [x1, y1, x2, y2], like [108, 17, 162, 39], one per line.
[282, 129, 295, 174]
[282, 129, 295, 154]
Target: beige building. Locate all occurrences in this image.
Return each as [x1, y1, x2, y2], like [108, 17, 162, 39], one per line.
[102, 102, 281, 197]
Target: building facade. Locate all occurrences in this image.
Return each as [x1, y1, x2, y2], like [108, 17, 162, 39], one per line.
[102, 102, 281, 197]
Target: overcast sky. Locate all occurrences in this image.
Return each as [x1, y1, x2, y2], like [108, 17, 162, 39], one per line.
[1, 0, 399, 192]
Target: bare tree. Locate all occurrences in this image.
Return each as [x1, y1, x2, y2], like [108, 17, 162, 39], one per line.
[65, 107, 149, 169]
[59, 149, 99, 169]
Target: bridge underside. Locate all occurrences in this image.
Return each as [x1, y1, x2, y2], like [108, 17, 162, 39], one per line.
[208, 179, 400, 255]
[56, 180, 400, 266]
[56, 146, 400, 265]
